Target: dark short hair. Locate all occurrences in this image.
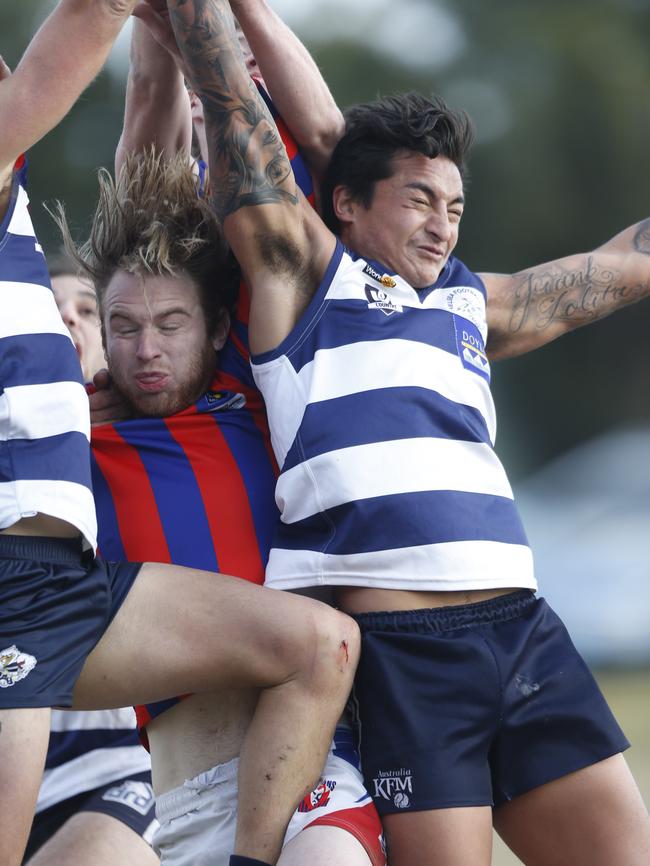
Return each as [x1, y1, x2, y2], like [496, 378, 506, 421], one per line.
[321, 92, 474, 233]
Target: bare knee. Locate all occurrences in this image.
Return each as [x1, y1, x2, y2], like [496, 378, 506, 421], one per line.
[288, 602, 360, 695]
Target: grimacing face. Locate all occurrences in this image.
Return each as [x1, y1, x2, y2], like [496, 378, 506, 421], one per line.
[102, 270, 227, 417]
[52, 272, 105, 381]
[336, 151, 465, 289]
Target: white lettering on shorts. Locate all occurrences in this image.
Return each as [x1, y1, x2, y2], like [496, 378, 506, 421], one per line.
[102, 780, 154, 815]
[372, 768, 413, 808]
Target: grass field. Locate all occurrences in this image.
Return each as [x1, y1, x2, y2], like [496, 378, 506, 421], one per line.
[492, 668, 650, 865]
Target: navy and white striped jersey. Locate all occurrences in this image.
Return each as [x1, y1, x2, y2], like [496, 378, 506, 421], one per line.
[37, 709, 151, 812]
[252, 241, 536, 592]
[0, 160, 96, 548]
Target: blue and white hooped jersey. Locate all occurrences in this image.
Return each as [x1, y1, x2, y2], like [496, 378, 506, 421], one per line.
[37, 709, 151, 813]
[0, 159, 96, 547]
[251, 240, 536, 592]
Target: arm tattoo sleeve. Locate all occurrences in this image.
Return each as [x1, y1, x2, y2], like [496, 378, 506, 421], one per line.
[168, 0, 298, 222]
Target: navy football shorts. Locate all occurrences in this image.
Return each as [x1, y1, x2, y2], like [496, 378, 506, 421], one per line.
[351, 590, 629, 814]
[0, 534, 140, 708]
[23, 770, 157, 862]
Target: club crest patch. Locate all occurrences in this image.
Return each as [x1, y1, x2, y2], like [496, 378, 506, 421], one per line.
[365, 284, 402, 316]
[445, 285, 486, 336]
[0, 645, 37, 688]
[297, 779, 337, 812]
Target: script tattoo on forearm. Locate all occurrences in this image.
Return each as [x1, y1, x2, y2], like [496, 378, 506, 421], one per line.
[508, 244, 650, 335]
[168, 0, 297, 222]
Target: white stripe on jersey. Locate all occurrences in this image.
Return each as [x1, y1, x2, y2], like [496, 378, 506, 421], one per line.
[50, 708, 138, 733]
[7, 185, 36, 236]
[0, 382, 90, 441]
[266, 540, 536, 591]
[37, 745, 152, 813]
[0, 281, 71, 339]
[276, 438, 513, 524]
[257, 339, 497, 470]
[0, 479, 96, 544]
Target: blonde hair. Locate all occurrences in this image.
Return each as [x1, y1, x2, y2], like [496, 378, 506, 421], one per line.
[54, 149, 238, 333]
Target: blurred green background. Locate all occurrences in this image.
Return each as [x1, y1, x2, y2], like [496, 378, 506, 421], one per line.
[3, 3, 648, 858]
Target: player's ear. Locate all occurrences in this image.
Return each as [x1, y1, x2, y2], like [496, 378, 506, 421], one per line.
[212, 308, 230, 351]
[332, 185, 358, 228]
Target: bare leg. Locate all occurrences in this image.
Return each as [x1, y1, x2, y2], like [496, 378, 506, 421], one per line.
[494, 754, 650, 866]
[0, 707, 50, 866]
[278, 825, 372, 866]
[73, 563, 360, 864]
[25, 812, 159, 866]
[383, 807, 493, 866]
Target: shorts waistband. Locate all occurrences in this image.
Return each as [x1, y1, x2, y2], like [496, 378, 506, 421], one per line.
[0, 534, 86, 565]
[155, 758, 239, 823]
[351, 589, 536, 634]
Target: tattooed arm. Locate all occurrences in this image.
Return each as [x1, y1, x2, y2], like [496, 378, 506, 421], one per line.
[482, 218, 650, 360]
[230, 0, 344, 178]
[167, 0, 336, 355]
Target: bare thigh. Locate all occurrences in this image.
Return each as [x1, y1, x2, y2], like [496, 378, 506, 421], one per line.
[25, 811, 159, 866]
[0, 707, 50, 866]
[494, 753, 650, 866]
[382, 807, 493, 866]
[73, 562, 343, 709]
[278, 825, 372, 866]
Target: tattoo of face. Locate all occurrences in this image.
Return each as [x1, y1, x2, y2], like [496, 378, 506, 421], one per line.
[508, 255, 645, 333]
[168, 0, 297, 222]
[634, 218, 650, 255]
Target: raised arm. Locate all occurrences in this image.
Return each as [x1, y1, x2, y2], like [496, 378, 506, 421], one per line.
[482, 218, 650, 360]
[167, 0, 336, 354]
[0, 0, 137, 176]
[115, 15, 192, 174]
[230, 0, 344, 177]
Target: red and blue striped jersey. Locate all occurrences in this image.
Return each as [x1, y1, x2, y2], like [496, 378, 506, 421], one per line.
[92, 93, 314, 739]
[91, 344, 278, 737]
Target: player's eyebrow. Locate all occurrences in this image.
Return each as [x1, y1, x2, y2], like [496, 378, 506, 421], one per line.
[405, 181, 465, 206]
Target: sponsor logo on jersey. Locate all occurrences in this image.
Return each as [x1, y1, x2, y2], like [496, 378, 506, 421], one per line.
[453, 317, 491, 382]
[0, 645, 37, 688]
[363, 263, 397, 288]
[372, 768, 413, 808]
[202, 390, 247, 411]
[365, 285, 403, 316]
[102, 779, 155, 815]
[297, 778, 337, 812]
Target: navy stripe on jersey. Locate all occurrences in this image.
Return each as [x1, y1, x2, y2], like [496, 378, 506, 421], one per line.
[0, 433, 92, 484]
[283, 388, 491, 474]
[91, 452, 127, 561]
[0, 333, 83, 389]
[46, 727, 141, 770]
[213, 410, 279, 557]
[286, 303, 459, 376]
[116, 419, 219, 572]
[0, 233, 50, 286]
[274, 490, 530, 555]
